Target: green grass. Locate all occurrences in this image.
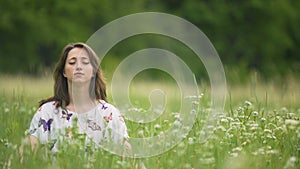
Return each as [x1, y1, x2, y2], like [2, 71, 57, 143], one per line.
[0, 75, 299, 169]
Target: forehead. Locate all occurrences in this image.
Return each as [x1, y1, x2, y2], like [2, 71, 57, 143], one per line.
[67, 47, 89, 59]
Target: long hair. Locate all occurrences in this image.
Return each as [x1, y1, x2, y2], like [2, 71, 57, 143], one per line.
[39, 42, 107, 108]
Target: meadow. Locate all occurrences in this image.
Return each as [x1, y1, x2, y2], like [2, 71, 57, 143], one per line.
[0, 74, 299, 169]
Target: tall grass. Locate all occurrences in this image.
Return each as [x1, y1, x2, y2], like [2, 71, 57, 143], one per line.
[0, 74, 299, 168]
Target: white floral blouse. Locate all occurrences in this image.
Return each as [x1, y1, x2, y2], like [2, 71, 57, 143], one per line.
[28, 100, 129, 152]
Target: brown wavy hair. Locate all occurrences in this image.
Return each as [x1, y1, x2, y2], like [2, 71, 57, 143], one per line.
[39, 42, 107, 108]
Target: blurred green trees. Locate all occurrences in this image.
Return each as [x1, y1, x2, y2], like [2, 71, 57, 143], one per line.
[0, 0, 299, 80]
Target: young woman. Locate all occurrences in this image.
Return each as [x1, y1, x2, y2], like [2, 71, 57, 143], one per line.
[25, 42, 129, 153]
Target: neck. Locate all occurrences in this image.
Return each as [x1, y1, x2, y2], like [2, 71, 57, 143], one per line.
[67, 81, 97, 113]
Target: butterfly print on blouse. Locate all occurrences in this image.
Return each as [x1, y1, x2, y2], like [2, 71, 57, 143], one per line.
[87, 119, 102, 131]
[62, 110, 73, 121]
[119, 116, 125, 123]
[38, 118, 53, 132]
[26, 128, 37, 135]
[103, 113, 113, 123]
[101, 104, 108, 110]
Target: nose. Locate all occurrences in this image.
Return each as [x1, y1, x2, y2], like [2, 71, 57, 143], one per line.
[76, 62, 82, 70]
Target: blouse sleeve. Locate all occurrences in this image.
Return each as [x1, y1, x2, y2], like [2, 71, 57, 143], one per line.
[28, 103, 54, 144]
[106, 106, 129, 144]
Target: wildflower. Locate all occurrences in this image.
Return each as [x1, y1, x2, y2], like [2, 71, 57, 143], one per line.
[231, 122, 242, 126]
[192, 101, 199, 105]
[232, 147, 243, 152]
[250, 126, 259, 131]
[184, 95, 198, 99]
[173, 113, 181, 119]
[216, 126, 226, 132]
[280, 107, 288, 113]
[241, 141, 249, 146]
[248, 123, 259, 127]
[252, 111, 259, 116]
[266, 149, 279, 154]
[4, 108, 9, 113]
[178, 141, 185, 148]
[226, 117, 234, 121]
[285, 119, 299, 126]
[174, 120, 182, 127]
[238, 115, 245, 119]
[137, 130, 144, 137]
[237, 107, 244, 112]
[188, 137, 194, 145]
[230, 153, 239, 157]
[244, 101, 252, 106]
[190, 109, 197, 115]
[264, 129, 272, 134]
[220, 118, 228, 123]
[199, 157, 215, 164]
[153, 108, 163, 114]
[154, 124, 161, 129]
[283, 156, 297, 169]
[158, 131, 165, 137]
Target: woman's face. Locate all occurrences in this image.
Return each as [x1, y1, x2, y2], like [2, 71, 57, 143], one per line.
[63, 47, 94, 84]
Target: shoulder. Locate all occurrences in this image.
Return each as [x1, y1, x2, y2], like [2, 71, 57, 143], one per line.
[98, 100, 126, 125]
[30, 101, 59, 125]
[36, 101, 59, 115]
[98, 100, 122, 119]
[99, 100, 118, 112]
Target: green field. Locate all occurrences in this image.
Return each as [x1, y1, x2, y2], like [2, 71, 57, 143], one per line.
[0, 75, 299, 169]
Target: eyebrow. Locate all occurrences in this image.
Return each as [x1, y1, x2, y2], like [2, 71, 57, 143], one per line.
[67, 55, 89, 60]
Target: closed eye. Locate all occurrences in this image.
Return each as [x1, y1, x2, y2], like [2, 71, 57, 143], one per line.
[82, 57, 90, 65]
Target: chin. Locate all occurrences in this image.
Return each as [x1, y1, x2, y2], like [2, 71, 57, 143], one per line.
[72, 79, 90, 84]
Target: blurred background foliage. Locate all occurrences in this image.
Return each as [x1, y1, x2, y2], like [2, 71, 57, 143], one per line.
[0, 0, 299, 83]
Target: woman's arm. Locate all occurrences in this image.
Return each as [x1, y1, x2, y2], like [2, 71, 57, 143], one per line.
[122, 140, 147, 169]
[19, 135, 39, 162]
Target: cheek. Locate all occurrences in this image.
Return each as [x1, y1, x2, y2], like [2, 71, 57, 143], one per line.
[64, 65, 74, 76]
[86, 64, 94, 72]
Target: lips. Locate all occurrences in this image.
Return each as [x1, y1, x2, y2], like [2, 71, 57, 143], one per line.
[74, 72, 84, 76]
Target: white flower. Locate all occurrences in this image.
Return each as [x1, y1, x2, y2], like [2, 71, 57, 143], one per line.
[192, 101, 199, 105]
[266, 149, 279, 154]
[232, 147, 242, 152]
[264, 129, 272, 134]
[220, 118, 228, 123]
[173, 120, 182, 127]
[285, 119, 299, 125]
[284, 156, 297, 169]
[230, 152, 239, 157]
[4, 108, 9, 113]
[190, 109, 197, 115]
[252, 111, 259, 116]
[184, 95, 198, 99]
[137, 130, 144, 136]
[174, 113, 180, 119]
[188, 137, 194, 145]
[244, 101, 252, 106]
[216, 126, 226, 132]
[154, 124, 161, 129]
